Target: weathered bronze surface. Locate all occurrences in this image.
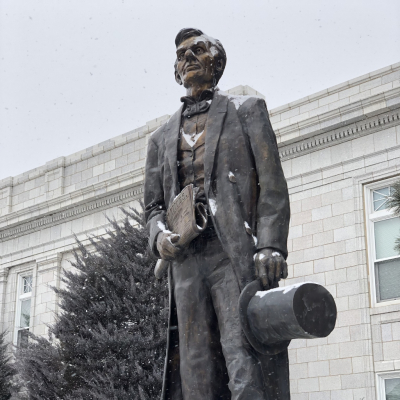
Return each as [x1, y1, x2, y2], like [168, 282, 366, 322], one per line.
[144, 28, 336, 400]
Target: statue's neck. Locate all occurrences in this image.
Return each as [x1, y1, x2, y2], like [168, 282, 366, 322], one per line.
[185, 83, 214, 101]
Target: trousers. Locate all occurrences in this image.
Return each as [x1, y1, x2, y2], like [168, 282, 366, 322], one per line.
[171, 234, 266, 400]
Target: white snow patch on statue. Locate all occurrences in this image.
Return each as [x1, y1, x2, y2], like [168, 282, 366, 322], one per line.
[210, 46, 218, 56]
[182, 129, 204, 147]
[190, 34, 218, 46]
[219, 90, 264, 111]
[209, 199, 217, 215]
[255, 281, 316, 298]
[244, 221, 257, 245]
[157, 221, 171, 233]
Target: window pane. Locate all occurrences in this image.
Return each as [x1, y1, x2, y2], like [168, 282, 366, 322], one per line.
[376, 259, 400, 301]
[19, 299, 31, 328]
[23, 276, 32, 293]
[374, 218, 400, 260]
[373, 186, 394, 211]
[17, 329, 29, 348]
[385, 378, 400, 400]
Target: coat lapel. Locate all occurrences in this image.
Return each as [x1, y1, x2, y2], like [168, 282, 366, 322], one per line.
[204, 93, 228, 194]
[165, 105, 183, 200]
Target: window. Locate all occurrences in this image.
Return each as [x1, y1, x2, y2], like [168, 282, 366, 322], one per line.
[15, 274, 33, 346]
[377, 373, 400, 399]
[373, 186, 396, 212]
[366, 183, 400, 305]
[385, 378, 400, 399]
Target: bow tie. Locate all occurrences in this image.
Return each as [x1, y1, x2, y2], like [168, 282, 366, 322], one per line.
[182, 99, 211, 118]
[181, 89, 214, 118]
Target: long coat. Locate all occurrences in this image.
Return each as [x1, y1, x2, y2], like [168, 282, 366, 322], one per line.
[144, 90, 291, 399]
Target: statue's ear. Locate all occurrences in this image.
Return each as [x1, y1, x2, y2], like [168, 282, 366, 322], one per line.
[175, 70, 183, 86]
[215, 57, 225, 74]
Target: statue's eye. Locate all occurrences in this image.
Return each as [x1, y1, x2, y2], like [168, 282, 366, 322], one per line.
[196, 47, 203, 54]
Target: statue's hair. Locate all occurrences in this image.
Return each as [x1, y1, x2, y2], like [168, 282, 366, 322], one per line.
[174, 28, 227, 85]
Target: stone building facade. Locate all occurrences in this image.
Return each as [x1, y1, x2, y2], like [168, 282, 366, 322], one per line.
[1, 63, 400, 399]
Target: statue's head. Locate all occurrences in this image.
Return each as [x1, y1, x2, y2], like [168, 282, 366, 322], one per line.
[174, 28, 227, 89]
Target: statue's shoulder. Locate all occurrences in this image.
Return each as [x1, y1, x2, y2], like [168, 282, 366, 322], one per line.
[149, 107, 183, 144]
[148, 120, 168, 143]
[216, 90, 265, 113]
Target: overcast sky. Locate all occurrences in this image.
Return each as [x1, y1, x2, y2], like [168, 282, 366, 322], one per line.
[1, 0, 399, 180]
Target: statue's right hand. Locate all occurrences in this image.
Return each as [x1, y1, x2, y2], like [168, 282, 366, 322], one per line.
[156, 231, 182, 261]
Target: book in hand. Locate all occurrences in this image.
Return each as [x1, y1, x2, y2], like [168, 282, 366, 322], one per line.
[166, 184, 208, 247]
[154, 184, 208, 279]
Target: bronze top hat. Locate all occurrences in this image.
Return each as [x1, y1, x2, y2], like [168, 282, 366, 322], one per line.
[239, 280, 337, 355]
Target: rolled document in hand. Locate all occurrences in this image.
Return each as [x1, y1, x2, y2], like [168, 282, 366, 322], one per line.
[166, 184, 208, 247]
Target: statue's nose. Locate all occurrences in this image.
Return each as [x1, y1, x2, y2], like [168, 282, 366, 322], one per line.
[184, 49, 196, 60]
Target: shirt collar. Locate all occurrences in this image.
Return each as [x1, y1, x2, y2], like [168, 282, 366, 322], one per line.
[180, 87, 216, 106]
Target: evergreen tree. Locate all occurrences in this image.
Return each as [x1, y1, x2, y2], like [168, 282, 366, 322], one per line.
[14, 334, 68, 399]
[15, 207, 168, 399]
[0, 331, 15, 400]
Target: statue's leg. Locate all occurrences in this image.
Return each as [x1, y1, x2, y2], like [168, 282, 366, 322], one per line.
[172, 248, 230, 400]
[205, 240, 266, 400]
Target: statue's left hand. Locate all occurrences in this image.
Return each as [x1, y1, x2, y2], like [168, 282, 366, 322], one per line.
[254, 249, 288, 289]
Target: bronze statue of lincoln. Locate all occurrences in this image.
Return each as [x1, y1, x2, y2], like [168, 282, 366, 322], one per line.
[144, 28, 291, 400]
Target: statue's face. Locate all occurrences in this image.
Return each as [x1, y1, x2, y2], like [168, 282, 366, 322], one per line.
[175, 36, 215, 88]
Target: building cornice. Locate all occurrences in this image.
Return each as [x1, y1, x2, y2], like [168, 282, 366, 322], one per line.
[275, 87, 400, 145]
[279, 107, 400, 161]
[0, 183, 143, 242]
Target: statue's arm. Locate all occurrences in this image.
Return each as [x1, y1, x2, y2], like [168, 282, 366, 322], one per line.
[144, 135, 166, 258]
[239, 98, 290, 258]
[238, 98, 290, 288]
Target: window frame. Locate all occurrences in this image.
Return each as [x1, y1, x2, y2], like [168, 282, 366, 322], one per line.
[13, 273, 33, 346]
[377, 372, 400, 400]
[365, 177, 400, 307]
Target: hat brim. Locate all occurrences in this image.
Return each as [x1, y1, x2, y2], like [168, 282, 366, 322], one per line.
[238, 279, 291, 355]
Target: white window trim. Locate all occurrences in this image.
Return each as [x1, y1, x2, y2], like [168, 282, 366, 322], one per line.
[376, 372, 400, 400]
[13, 273, 33, 345]
[364, 177, 400, 308]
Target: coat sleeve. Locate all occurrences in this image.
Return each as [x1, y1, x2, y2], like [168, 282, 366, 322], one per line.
[239, 98, 290, 258]
[144, 134, 166, 258]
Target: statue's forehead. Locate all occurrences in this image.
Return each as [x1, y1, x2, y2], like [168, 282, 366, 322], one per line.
[177, 34, 217, 51]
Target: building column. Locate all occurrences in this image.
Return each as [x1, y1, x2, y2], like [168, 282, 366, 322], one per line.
[0, 268, 9, 333]
[33, 254, 62, 337]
